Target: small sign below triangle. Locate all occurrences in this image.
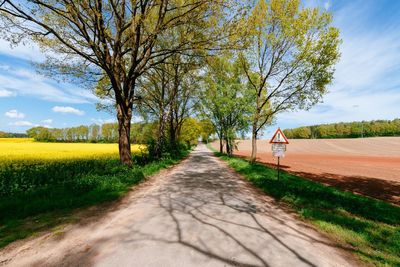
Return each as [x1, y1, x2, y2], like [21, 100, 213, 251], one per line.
[269, 128, 289, 144]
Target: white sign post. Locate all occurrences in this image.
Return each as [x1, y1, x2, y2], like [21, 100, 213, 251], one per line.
[269, 128, 289, 180]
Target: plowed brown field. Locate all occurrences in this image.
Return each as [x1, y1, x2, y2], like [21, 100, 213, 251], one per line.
[211, 137, 400, 205]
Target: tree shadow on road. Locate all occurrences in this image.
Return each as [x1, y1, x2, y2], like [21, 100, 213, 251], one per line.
[28, 149, 359, 267]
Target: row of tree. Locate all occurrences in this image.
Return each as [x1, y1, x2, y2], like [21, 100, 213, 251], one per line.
[26, 119, 214, 146]
[0, 131, 27, 138]
[283, 119, 400, 139]
[198, 1, 340, 160]
[0, 0, 340, 165]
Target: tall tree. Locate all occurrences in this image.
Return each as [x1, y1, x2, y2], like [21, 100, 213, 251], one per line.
[166, 55, 199, 151]
[0, 0, 243, 166]
[89, 124, 100, 141]
[137, 52, 199, 157]
[199, 56, 252, 155]
[179, 117, 202, 146]
[240, 0, 340, 162]
[199, 119, 215, 143]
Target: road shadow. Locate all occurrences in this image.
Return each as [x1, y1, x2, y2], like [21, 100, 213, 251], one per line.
[30, 147, 358, 267]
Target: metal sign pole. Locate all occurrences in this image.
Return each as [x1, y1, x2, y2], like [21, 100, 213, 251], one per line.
[277, 156, 280, 180]
[270, 128, 289, 181]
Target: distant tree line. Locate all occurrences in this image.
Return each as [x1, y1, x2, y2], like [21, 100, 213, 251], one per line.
[0, 131, 28, 138]
[283, 119, 400, 139]
[26, 119, 214, 146]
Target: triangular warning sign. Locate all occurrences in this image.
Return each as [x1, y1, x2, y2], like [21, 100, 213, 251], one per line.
[269, 128, 289, 144]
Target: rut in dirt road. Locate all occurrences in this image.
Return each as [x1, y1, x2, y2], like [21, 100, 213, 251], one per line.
[0, 144, 358, 267]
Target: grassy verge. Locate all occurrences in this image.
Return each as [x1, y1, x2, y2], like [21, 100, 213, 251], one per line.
[208, 146, 400, 266]
[0, 150, 190, 248]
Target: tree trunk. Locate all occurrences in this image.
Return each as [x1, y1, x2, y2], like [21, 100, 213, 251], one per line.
[250, 123, 257, 164]
[219, 138, 223, 153]
[117, 104, 133, 167]
[154, 113, 166, 158]
[225, 137, 231, 156]
[169, 115, 176, 151]
[251, 94, 261, 164]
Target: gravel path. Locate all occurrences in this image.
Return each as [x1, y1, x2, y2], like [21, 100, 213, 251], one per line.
[0, 144, 358, 267]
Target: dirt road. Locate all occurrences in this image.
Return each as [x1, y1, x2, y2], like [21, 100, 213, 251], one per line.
[0, 144, 358, 267]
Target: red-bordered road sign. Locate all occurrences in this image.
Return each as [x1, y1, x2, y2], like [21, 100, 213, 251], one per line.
[269, 128, 289, 144]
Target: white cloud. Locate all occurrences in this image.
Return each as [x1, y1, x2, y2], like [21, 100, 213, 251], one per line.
[275, 1, 400, 130]
[10, 121, 33, 126]
[324, 1, 331, 10]
[0, 65, 99, 104]
[37, 124, 52, 128]
[0, 64, 11, 71]
[41, 119, 53, 124]
[131, 115, 144, 123]
[0, 39, 46, 62]
[5, 109, 25, 119]
[0, 89, 14, 97]
[52, 106, 85, 116]
[0, 35, 102, 105]
[91, 118, 116, 125]
[334, 33, 400, 92]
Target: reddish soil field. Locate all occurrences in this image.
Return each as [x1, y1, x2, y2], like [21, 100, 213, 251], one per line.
[211, 137, 400, 205]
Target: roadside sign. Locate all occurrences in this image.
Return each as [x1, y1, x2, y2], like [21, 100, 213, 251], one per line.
[272, 143, 286, 157]
[269, 128, 289, 180]
[269, 128, 289, 144]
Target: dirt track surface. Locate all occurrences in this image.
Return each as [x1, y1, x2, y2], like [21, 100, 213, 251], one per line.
[0, 144, 358, 267]
[213, 137, 400, 205]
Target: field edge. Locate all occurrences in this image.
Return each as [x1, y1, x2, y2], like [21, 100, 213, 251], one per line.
[207, 144, 400, 267]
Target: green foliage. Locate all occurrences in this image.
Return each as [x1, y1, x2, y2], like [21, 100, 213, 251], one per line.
[0, 131, 27, 138]
[0, 158, 120, 197]
[26, 122, 159, 143]
[212, 149, 400, 266]
[0, 0, 246, 166]
[284, 118, 400, 139]
[131, 122, 158, 144]
[199, 119, 215, 143]
[292, 127, 311, 138]
[199, 55, 253, 154]
[179, 118, 202, 146]
[0, 150, 190, 248]
[27, 127, 54, 142]
[240, 0, 341, 161]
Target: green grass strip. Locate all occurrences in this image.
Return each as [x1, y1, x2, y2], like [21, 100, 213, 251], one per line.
[209, 146, 400, 267]
[0, 150, 190, 249]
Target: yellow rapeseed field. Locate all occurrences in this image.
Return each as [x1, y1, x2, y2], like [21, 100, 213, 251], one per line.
[0, 138, 144, 161]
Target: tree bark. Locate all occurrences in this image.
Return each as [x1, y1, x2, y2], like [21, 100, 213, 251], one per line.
[219, 138, 223, 153]
[250, 123, 258, 164]
[169, 114, 177, 151]
[251, 93, 261, 164]
[154, 112, 166, 158]
[117, 103, 133, 167]
[225, 137, 231, 156]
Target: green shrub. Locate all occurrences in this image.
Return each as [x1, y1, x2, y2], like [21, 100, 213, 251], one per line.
[0, 149, 191, 248]
[0, 158, 121, 196]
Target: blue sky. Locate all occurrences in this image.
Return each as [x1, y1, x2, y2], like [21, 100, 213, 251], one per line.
[0, 51, 115, 132]
[1, 0, 400, 137]
[271, 0, 400, 137]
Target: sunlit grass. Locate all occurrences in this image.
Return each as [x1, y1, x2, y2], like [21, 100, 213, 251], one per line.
[209, 146, 400, 267]
[0, 138, 190, 248]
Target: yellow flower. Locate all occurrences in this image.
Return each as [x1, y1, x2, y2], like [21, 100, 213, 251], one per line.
[0, 138, 144, 162]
